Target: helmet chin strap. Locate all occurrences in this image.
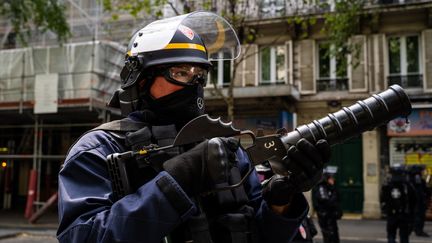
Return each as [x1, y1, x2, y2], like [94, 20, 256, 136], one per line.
[135, 70, 158, 111]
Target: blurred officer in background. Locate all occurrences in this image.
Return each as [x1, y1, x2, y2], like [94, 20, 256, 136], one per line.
[312, 166, 342, 243]
[408, 164, 430, 237]
[381, 164, 417, 243]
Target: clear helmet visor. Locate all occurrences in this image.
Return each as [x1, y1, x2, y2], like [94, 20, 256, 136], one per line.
[128, 11, 240, 61]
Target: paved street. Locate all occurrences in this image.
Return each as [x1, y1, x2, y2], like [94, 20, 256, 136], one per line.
[0, 210, 57, 243]
[0, 233, 57, 243]
[0, 210, 431, 242]
[312, 217, 432, 243]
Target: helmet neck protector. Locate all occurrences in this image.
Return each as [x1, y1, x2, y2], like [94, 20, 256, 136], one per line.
[141, 84, 205, 127]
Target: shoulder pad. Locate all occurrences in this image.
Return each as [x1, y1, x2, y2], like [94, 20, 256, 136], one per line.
[93, 118, 148, 133]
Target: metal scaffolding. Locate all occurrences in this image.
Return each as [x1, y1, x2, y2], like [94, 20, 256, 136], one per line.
[0, 40, 125, 214]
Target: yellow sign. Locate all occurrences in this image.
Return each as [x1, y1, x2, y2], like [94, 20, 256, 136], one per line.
[420, 154, 432, 165]
[403, 152, 432, 177]
[405, 153, 419, 164]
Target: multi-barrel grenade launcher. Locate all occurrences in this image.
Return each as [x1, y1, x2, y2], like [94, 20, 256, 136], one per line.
[106, 84, 412, 198]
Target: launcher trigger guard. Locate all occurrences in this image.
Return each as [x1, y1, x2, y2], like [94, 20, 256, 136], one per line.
[238, 129, 256, 142]
[200, 168, 254, 196]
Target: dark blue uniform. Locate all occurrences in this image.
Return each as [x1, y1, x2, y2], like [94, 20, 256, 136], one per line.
[57, 113, 309, 243]
[381, 170, 416, 243]
[408, 166, 430, 237]
[312, 180, 342, 243]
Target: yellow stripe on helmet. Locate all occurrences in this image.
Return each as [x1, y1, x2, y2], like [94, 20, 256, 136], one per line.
[164, 43, 207, 53]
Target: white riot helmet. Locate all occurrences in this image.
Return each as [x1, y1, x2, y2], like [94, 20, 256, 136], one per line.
[109, 11, 241, 116]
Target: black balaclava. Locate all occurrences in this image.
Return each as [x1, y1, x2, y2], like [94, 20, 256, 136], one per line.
[142, 84, 205, 128]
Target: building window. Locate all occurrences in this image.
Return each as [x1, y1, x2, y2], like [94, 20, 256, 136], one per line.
[317, 42, 348, 91]
[260, 0, 285, 18]
[209, 52, 231, 87]
[379, 0, 407, 5]
[260, 45, 285, 85]
[387, 35, 422, 89]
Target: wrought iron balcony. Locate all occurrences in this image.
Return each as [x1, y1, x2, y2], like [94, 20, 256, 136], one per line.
[387, 74, 423, 89]
[245, 0, 432, 20]
[317, 78, 349, 92]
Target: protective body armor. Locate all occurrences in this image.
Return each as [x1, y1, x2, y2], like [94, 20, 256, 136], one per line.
[312, 182, 342, 219]
[381, 181, 416, 216]
[311, 180, 341, 243]
[380, 174, 417, 243]
[94, 117, 258, 243]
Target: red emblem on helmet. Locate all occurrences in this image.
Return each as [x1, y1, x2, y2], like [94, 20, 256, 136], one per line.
[178, 25, 194, 40]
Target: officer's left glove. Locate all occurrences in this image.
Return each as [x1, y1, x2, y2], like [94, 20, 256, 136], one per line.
[262, 138, 331, 206]
[163, 137, 239, 196]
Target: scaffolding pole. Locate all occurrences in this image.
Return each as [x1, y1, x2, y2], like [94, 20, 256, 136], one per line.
[0, 123, 99, 129]
[32, 117, 38, 169]
[36, 119, 43, 210]
[0, 155, 65, 160]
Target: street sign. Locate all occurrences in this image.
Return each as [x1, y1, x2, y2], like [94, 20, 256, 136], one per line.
[34, 73, 58, 114]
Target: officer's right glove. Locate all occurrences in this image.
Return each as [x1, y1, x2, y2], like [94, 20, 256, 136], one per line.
[262, 138, 331, 206]
[163, 137, 239, 196]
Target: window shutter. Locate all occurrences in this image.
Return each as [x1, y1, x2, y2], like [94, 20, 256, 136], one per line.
[243, 44, 257, 86]
[349, 35, 367, 92]
[298, 39, 316, 94]
[233, 53, 243, 87]
[372, 34, 386, 91]
[286, 40, 293, 85]
[422, 29, 432, 92]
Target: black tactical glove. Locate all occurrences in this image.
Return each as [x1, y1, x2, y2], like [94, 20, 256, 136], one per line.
[263, 138, 331, 206]
[163, 137, 239, 196]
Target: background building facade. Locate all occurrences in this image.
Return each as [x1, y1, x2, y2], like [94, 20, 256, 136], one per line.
[0, 0, 431, 220]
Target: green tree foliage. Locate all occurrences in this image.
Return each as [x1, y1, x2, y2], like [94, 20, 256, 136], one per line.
[102, 0, 168, 20]
[0, 0, 70, 45]
[286, 0, 366, 76]
[322, 0, 365, 76]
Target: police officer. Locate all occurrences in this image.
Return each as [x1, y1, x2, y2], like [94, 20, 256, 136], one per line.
[408, 165, 430, 237]
[57, 11, 331, 243]
[381, 164, 417, 243]
[312, 166, 342, 243]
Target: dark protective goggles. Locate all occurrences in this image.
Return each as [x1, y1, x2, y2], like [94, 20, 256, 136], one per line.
[160, 64, 208, 86]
